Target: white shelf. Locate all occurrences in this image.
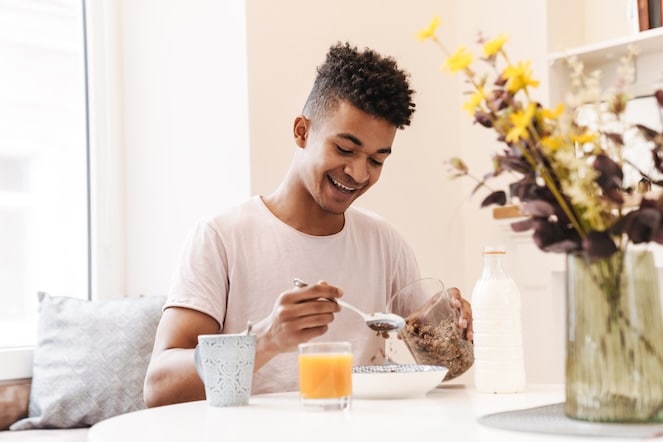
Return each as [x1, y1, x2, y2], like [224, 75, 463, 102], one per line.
[548, 26, 663, 67]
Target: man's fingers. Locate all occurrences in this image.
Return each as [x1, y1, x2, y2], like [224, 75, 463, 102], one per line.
[289, 281, 343, 304]
[447, 286, 473, 340]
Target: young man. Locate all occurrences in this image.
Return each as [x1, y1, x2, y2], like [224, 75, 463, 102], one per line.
[144, 42, 473, 407]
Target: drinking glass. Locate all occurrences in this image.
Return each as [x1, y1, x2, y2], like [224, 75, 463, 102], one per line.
[298, 341, 352, 410]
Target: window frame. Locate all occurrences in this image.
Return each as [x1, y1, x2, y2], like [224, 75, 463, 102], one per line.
[0, 0, 114, 381]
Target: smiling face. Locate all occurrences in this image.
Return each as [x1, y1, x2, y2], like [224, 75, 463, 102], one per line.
[294, 100, 398, 217]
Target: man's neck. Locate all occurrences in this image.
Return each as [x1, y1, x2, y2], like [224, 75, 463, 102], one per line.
[261, 188, 345, 236]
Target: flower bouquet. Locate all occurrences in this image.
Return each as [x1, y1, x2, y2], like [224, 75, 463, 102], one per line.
[416, 16, 663, 422]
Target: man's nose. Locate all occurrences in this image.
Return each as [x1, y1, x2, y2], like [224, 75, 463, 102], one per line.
[344, 158, 369, 184]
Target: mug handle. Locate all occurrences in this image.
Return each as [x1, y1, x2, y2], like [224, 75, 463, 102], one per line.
[193, 344, 204, 381]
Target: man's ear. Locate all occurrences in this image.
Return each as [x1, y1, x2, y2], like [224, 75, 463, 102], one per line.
[293, 115, 309, 148]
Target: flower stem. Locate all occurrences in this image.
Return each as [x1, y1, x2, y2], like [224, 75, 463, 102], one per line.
[517, 139, 588, 238]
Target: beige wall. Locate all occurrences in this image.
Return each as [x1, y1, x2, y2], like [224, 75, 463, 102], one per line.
[583, 0, 636, 45]
[245, 0, 464, 284]
[109, 0, 641, 383]
[244, 0, 640, 384]
[547, 0, 634, 53]
[244, 0, 553, 385]
[455, 0, 556, 384]
[245, 0, 637, 303]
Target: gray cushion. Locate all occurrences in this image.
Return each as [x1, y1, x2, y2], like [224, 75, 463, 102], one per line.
[10, 294, 165, 430]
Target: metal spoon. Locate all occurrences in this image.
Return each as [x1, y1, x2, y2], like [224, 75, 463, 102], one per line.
[293, 278, 406, 332]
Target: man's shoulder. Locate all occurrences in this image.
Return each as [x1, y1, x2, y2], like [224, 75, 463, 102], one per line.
[347, 205, 388, 222]
[347, 206, 401, 236]
[208, 196, 262, 220]
[198, 196, 265, 232]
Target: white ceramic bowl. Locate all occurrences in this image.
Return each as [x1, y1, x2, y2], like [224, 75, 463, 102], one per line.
[352, 364, 448, 399]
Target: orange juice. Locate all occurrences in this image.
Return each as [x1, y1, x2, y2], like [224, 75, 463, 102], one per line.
[298, 352, 352, 399]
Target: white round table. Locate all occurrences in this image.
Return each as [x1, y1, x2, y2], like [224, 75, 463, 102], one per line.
[87, 385, 655, 442]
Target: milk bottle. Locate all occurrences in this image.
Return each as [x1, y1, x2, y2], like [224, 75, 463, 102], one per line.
[471, 245, 526, 393]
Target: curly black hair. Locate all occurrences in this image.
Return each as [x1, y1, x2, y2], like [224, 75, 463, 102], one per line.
[302, 42, 416, 129]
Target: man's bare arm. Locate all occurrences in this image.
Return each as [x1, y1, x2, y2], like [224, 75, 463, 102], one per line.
[143, 307, 218, 407]
[144, 282, 342, 407]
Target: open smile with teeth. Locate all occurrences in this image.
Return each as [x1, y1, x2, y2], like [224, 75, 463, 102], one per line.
[328, 175, 357, 193]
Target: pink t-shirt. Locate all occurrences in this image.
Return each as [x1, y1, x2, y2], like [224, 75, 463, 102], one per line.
[166, 196, 421, 393]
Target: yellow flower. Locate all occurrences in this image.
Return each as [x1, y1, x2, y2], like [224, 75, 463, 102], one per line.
[540, 135, 564, 152]
[483, 34, 509, 57]
[443, 46, 473, 73]
[463, 87, 485, 114]
[506, 103, 536, 142]
[571, 131, 598, 144]
[503, 61, 540, 93]
[416, 16, 441, 42]
[541, 103, 564, 120]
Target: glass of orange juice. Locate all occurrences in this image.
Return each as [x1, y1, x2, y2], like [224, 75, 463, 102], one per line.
[298, 341, 352, 410]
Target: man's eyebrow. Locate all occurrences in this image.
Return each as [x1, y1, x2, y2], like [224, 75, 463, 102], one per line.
[337, 133, 363, 146]
[336, 133, 392, 154]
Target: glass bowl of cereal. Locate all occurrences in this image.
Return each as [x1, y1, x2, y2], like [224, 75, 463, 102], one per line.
[386, 278, 474, 381]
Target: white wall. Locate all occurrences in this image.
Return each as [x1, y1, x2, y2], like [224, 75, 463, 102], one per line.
[115, 0, 251, 296]
[88, 0, 126, 300]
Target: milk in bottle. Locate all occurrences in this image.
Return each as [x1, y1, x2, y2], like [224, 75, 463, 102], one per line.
[471, 245, 526, 393]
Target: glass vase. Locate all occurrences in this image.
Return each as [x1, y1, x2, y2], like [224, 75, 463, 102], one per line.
[565, 249, 663, 422]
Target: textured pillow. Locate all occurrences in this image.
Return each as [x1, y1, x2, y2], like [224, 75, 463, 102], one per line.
[10, 294, 165, 430]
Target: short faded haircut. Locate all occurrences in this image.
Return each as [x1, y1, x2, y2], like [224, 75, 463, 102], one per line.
[302, 42, 416, 129]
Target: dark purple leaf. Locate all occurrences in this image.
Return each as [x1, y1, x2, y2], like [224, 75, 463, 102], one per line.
[480, 190, 507, 207]
[652, 148, 663, 173]
[635, 124, 659, 141]
[610, 206, 663, 244]
[604, 132, 624, 146]
[605, 187, 624, 205]
[510, 175, 539, 200]
[487, 89, 509, 111]
[497, 154, 531, 175]
[593, 153, 623, 196]
[542, 239, 580, 253]
[520, 200, 555, 217]
[511, 218, 534, 232]
[473, 111, 493, 128]
[652, 226, 663, 244]
[610, 211, 635, 236]
[639, 198, 658, 210]
[581, 230, 618, 260]
[531, 218, 581, 253]
[626, 208, 661, 243]
[494, 76, 507, 87]
[515, 185, 573, 226]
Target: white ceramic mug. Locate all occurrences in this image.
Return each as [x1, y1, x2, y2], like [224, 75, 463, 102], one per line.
[194, 333, 256, 407]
